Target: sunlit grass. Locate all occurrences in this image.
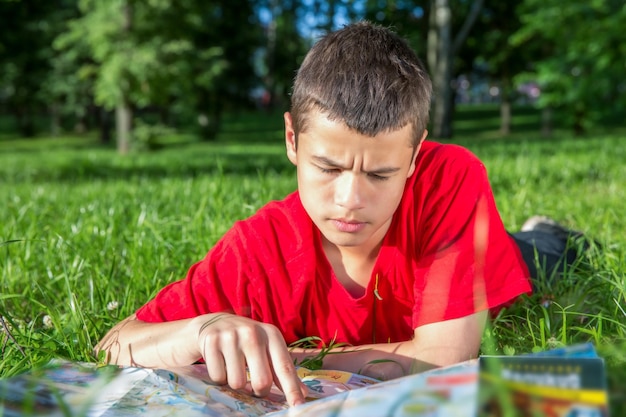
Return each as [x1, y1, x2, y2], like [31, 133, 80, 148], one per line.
[1, 106, 624, 413]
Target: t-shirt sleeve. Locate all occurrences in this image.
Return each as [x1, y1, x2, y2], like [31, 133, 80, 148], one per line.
[135, 225, 257, 323]
[411, 147, 531, 328]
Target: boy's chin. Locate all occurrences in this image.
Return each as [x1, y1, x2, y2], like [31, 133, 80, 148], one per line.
[320, 230, 370, 249]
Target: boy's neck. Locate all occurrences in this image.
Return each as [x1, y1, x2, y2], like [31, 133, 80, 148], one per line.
[322, 238, 383, 298]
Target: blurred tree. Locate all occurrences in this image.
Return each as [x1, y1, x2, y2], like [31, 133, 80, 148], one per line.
[512, 0, 626, 134]
[256, 0, 310, 110]
[50, 26, 114, 143]
[192, 1, 262, 140]
[0, 0, 74, 137]
[46, 16, 98, 138]
[458, 0, 532, 135]
[428, 0, 484, 139]
[479, 1, 524, 135]
[57, 0, 259, 153]
[45, 1, 114, 141]
[363, 0, 485, 139]
[363, 0, 429, 54]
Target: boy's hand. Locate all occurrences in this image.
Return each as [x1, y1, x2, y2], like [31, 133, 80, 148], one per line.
[194, 313, 306, 407]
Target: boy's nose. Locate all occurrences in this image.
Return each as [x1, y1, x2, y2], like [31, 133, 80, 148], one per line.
[335, 173, 363, 209]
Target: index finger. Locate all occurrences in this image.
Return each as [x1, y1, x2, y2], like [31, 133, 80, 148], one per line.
[267, 338, 306, 407]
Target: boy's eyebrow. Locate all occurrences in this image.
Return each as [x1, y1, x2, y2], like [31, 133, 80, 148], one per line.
[312, 155, 401, 174]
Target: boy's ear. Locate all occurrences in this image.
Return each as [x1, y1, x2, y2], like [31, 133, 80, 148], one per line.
[407, 129, 428, 178]
[284, 112, 298, 165]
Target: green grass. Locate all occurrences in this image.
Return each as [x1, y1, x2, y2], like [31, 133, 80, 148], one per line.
[1, 105, 625, 413]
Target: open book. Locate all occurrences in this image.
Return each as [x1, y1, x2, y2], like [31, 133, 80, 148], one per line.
[0, 344, 608, 417]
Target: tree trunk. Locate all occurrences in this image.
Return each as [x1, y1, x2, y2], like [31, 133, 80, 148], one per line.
[427, 1, 438, 88]
[99, 107, 113, 144]
[262, 0, 278, 110]
[15, 106, 36, 138]
[116, 100, 132, 154]
[499, 76, 513, 135]
[428, 0, 485, 139]
[431, 0, 453, 139]
[500, 100, 511, 135]
[196, 90, 221, 141]
[50, 102, 61, 137]
[74, 114, 86, 134]
[541, 107, 552, 137]
[452, 0, 485, 54]
[573, 109, 586, 136]
[159, 106, 170, 126]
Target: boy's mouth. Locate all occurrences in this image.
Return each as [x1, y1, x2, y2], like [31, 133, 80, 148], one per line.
[331, 219, 367, 233]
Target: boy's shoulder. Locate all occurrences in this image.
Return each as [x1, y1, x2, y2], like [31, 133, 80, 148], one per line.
[254, 192, 306, 223]
[213, 192, 314, 267]
[420, 140, 481, 164]
[232, 191, 313, 243]
[415, 141, 485, 182]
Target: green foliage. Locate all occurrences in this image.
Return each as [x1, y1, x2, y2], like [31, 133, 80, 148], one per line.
[44, 0, 262, 146]
[0, 0, 77, 136]
[57, 0, 230, 110]
[132, 120, 174, 151]
[460, 0, 530, 104]
[512, 0, 626, 132]
[363, 0, 429, 54]
[255, 2, 310, 108]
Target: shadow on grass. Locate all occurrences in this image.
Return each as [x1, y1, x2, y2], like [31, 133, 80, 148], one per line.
[1, 110, 292, 183]
[450, 103, 625, 142]
[2, 106, 624, 185]
[2, 139, 294, 185]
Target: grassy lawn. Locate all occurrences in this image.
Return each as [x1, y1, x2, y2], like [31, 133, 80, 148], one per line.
[1, 105, 625, 412]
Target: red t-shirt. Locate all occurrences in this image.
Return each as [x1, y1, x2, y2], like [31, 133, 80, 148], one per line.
[136, 141, 531, 346]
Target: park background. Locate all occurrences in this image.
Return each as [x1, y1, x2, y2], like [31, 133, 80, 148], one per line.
[1, 0, 625, 413]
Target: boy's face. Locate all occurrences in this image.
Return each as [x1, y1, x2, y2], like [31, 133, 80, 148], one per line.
[285, 111, 426, 254]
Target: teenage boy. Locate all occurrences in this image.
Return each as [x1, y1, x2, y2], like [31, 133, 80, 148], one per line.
[96, 22, 536, 407]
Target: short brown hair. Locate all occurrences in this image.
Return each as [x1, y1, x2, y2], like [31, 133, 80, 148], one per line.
[290, 21, 432, 146]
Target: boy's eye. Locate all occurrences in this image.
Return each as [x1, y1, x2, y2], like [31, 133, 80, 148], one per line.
[319, 167, 340, 174]
[367, 173, 389, 181]
[316, 165, 389, 181]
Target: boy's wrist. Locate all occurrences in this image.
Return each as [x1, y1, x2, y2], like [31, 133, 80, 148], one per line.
[188, 313, 232, 361]
[191, 313, 232, 336]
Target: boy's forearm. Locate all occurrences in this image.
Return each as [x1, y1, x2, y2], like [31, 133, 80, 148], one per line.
[290, 341, 429, 380]
[290, 312, 487, 381]
[291, 339, 475, 380]
[95, 314, 203, 368]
